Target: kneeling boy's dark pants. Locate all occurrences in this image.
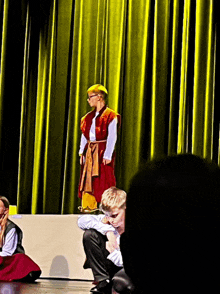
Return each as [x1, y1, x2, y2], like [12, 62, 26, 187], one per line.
[83, 229, 122, 282]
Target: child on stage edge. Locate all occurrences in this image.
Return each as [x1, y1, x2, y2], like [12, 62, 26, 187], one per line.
[78, 187, 126, 294]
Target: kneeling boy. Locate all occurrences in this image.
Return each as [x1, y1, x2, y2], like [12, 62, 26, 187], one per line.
[78, 187, 126, 294]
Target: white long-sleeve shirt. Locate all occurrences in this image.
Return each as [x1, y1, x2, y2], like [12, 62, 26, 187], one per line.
[78, 214, 123, 267]
[79, 115, 117, 161]
[0, 227, 18, 256]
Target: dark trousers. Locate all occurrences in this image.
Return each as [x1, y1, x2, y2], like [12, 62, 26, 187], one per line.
[83, 229, 122, 282]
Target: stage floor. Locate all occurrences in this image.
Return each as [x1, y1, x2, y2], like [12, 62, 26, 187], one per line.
[0, 279, 93, 294]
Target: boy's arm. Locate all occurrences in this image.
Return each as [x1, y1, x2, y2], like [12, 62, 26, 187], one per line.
[107, 235, 123, 267]
[79, 133, 87, 156]
[106, 231, 119, 252]
[78, 215, 116, 235]
[107, 249, 123, 267]
[103, 118, 117, 161]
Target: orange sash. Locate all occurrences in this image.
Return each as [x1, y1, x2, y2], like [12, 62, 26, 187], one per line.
[80, 140, 107, 193]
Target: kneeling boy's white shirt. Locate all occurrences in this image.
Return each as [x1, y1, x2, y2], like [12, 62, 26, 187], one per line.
[78, 214, 123, 267]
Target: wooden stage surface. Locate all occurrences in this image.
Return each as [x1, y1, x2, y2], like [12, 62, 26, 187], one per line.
[0, 279, 93, 294]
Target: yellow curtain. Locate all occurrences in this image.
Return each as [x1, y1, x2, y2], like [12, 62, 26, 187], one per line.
[192, 0, 216, 158]
[17, 0, 74, 213]
[0, 0, 219, 213]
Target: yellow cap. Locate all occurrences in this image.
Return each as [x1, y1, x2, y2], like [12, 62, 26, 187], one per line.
[87, 84, 108, 95]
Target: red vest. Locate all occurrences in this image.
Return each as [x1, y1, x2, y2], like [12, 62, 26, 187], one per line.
[81, 105, 120, 141]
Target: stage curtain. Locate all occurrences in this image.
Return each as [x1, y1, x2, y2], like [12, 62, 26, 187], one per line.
[0, 0, 219, 214]
[16, 0, 74, 213]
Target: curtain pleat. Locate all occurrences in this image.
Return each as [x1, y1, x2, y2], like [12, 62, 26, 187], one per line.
[177, 0, 191, 154]
[0, 0, 9, 156]
[17, 3, 32, 213]
[151, 0, 171, 159]
[192, 0, 215, 158]
[203, 0, 215, 160]
[168, 0, 181, 155]
[0, 0, 219, 213]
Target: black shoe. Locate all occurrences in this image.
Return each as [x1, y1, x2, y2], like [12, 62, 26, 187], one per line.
[90, 279, 112, 293]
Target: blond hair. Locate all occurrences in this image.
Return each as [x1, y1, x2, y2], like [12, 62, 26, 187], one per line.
[100, 187, 126, 213]
[0, 196, 10, 247]
[87, 84, 108, 99]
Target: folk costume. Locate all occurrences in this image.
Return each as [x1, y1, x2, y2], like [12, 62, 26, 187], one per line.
[0, 219, 24, 256]
[0, 219, 41, 281]
[78, 85, 120, 211]
[79, 105, 120, 210]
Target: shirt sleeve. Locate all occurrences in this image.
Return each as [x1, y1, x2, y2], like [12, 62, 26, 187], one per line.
[103, 117, 118, 160]
[107, 248, 123, 267]
[78, 214, 116, 235]
[0, 228, 18, 257]
[79, 133, 87, 155]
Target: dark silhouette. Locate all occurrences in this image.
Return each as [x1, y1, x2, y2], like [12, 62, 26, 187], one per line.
[118, 154, 220, 293]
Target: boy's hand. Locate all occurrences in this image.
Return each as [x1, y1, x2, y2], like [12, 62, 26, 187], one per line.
[106, 231, 119, 253]
[102, 217, 110, 224]
[80, 155, 84, 165]
[103, 159, 111, 165]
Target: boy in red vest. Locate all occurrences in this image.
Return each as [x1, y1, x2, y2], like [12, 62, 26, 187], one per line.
[78, 84, 121, 212]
